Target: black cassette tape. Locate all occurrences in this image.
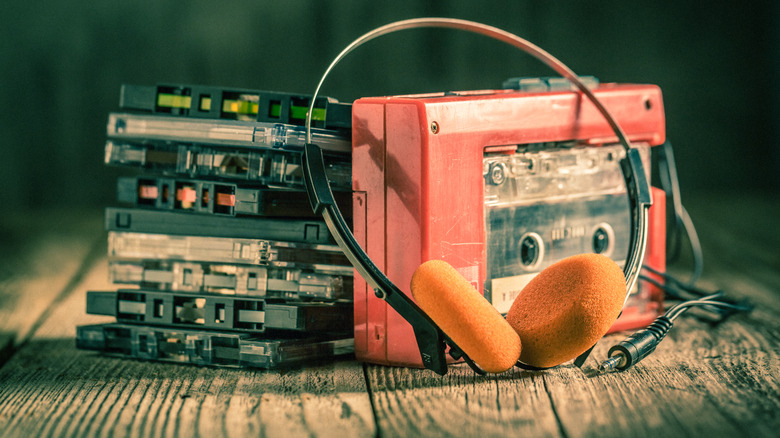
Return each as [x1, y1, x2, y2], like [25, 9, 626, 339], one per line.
[86, 290, 353, 334]
[104, 140, 352, 189]
[118, 84, 351, 131]
[108, 260, 352, 301]
[105, 207, 334, 244]
[116, 176, 352, 219]
[76, 323, 353, 369]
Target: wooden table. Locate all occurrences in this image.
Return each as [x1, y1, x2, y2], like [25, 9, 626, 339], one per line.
[1, 193, 777, 437]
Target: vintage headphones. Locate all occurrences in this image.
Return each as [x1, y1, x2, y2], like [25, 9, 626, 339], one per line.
[300, 18, 652, 375]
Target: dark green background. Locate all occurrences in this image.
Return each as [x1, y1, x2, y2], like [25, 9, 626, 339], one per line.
[1, 1, 777, 211]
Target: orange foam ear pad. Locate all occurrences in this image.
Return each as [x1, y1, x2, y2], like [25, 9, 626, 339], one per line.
[506, 253, 626, 368]
[411, 260, 522, 373]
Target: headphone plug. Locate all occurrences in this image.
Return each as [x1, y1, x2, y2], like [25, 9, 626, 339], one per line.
[600, 316, 673, 372]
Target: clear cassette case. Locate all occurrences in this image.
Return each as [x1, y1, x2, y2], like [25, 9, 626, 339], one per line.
[104, 140, 352, 189]
[108, 232, 350, 272]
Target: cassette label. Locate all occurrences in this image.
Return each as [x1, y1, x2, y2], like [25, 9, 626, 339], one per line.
[76, 323, 353, 369]
[86, 290, 353, 333]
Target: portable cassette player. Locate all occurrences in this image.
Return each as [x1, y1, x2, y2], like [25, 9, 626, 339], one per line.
[350, 80, 667, 367]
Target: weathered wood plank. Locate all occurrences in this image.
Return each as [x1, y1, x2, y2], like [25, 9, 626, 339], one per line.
[365, 316, 778, 437]
[544, 312, 780, 438]
[365, 193, 779, 437]
[366, 363, 562, 437]
[0, 252, 377, 437]
[366, 316, 778, 438]
[0, 209, 104, 362]
[0, 194, 776, 438]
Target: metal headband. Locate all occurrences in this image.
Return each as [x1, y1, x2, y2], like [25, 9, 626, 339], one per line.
[302, 18, 652, 375]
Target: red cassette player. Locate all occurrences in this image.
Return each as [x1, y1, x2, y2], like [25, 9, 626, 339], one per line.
[351, 80, 667, 367]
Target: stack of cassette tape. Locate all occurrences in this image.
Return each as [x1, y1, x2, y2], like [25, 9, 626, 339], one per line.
[76, 84, 357, 369]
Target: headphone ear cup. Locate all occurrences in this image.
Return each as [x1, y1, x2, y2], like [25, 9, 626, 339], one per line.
[411, 260, 522, 373]
[505, 253, 626, 368]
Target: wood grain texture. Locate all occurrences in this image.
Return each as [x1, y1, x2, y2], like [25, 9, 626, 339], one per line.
[1, 348, 374, 438]
[366, 311, 779, 438]
[0, 241, 376, 438]
[0, 209, 104, 362]
[546, 314, 780, 437]
[366, 364, 562, 437]
[365, 194, 780, 438]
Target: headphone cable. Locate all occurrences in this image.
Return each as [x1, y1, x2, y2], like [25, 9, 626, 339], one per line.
[601, 142, 753, 371]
